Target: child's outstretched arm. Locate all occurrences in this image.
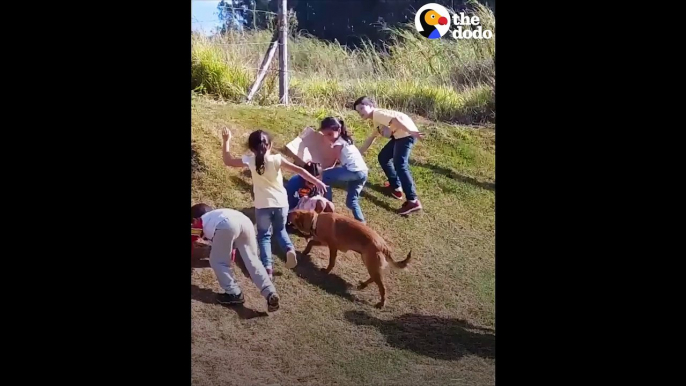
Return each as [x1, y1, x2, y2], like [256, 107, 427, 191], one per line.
[358, 130, 380, 155]
[281, 159, 328, 193]
[220, 127, 247, 168]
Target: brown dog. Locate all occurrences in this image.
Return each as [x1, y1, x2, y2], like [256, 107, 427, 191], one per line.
[287, 210, 412, 308]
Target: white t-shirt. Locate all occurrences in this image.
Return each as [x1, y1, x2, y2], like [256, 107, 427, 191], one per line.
[241, 153, 289, 209]
[332, 138, 368, 172]
[200, 209, 234, 241]
[372, 108, 419, 139]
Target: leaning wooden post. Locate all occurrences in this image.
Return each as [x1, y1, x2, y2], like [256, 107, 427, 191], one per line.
[246, 29, 279, 102]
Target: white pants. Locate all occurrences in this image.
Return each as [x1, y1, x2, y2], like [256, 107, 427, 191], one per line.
[209, 210, 276, 298]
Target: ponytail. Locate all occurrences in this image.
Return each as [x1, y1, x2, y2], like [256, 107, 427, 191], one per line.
[254, 143, 267, 175]
[247, 130, 272, 175]
[339, 119, 353, 145]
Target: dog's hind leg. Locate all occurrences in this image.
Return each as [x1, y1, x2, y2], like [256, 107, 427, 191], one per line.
[372, 271, 386, 309]
[322, 247, 338, 274]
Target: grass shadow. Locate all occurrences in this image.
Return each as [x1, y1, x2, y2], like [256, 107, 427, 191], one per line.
[344, 311, 495, 361]
[360, 189, 398, 214]
[409, 159, 495, 191]
[285, 251, 355, 302]
[238, 207, 256, 224]
[363, 182, 414, 217]
[191, 284, 268, 319]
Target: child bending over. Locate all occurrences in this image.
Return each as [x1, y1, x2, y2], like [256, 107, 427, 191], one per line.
[191, 203, 280, 312]
[354, 96, 424, 215]
[319, 117, 369, 223]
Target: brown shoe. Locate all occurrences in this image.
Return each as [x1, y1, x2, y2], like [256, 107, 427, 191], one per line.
[397, 200, 422, 215]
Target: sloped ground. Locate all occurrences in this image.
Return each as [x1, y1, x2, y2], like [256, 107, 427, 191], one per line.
[191, 97, 495, 386]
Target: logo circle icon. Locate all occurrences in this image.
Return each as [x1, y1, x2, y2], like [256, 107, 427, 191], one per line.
[415, 3, 451, 39]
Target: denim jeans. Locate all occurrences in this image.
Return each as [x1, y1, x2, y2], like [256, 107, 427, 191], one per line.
[322, 167, 368, 223]
[255, 207, 294, 270]
[378, 136, 417, 201]
[285, 175, 332, 210]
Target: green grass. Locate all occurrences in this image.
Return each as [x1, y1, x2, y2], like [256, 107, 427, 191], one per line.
[191, 97, 495, 385]
[191, 2, 495, 124]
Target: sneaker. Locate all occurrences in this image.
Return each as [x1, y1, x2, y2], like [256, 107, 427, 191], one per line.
[384, 182, 404, 200]
[217, 292, 245, 305]
[285, 249, 298, 269]
[266, 268, 274, 280]
[267, 293, 280, 312]
[397, 200, 422, 215]
[390, 188, 404, 200]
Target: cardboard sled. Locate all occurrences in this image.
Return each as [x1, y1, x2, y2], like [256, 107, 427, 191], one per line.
[281, 127, 339, 168]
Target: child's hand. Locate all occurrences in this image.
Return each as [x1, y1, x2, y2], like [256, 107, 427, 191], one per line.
[222, 127, 232, 142]
[410, 131, 425, 139]
[314, 179, 328, 193]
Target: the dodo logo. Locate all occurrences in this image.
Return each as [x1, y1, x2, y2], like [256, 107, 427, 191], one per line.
[415, 3, 451, 39]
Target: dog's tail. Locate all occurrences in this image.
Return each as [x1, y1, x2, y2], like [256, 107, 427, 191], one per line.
[382, 248, 412, 270]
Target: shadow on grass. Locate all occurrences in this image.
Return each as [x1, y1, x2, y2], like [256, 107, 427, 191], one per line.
[289, 251, 355, 302]
[360, 189, 398, 214]
[230, 175, 255, 200]
[191, 284, 268, 319]
[409, 159, 495, 191]
[344, 311, 495, 361]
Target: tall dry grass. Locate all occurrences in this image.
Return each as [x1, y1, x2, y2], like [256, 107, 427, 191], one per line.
[191, 2, 495, 124]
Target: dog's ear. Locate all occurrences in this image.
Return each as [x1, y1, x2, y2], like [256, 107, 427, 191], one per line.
[323, 202, 334, 213]
[290, 210, 306, 232]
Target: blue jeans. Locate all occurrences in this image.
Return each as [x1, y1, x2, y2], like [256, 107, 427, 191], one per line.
[285, 175, 332, 210]
[255, 207, 294, 270]
[378, 136, 417, 201]
[322, 167, 368, 223]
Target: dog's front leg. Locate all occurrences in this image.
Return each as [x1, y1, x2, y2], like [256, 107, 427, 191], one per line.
[322, 247, 338, 274]
[302, 239, 321, 256]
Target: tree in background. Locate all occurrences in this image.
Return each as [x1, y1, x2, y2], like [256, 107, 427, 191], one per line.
[218, 0, 276, 32]
[218, 0, 494, 46]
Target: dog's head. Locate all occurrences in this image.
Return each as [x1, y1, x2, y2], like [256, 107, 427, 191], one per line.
[287, 210, 317, 235]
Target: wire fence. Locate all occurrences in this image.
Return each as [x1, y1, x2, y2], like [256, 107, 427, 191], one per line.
[191, 4, 495, 106]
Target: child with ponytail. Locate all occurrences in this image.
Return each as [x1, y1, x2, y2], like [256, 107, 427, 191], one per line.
[318, 117, 369, 223]
[221, 127, 327, 278]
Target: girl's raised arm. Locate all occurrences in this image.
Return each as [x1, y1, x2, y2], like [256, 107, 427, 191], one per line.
[221, 127, 248, 168]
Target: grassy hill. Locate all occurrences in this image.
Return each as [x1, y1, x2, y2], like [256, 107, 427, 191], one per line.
[191, 97, 495, 385]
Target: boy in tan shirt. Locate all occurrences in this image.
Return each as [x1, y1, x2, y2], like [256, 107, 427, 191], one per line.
[354, 96, 424, 215]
